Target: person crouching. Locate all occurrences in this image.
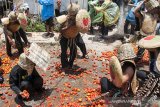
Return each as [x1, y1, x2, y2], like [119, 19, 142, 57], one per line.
[9, 53, 43, 100]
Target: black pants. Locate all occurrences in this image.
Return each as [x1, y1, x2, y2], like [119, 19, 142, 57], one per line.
[5, 31, 24, 56]
[100, 77, 118, 93]
[60, 36, 77, 68]
[18, 27, 29, 44]
[76, 33, 87, 57]
[135, 16, 140, 31]
[20, 77, 43, 95]
[135, 47, 145, 61]
[124, 20, 135, 34]
[101, 22, 108, 36]
[60, 11, 67, 15]
[55, 9, 60, 17]
[90, 23, 94, 34]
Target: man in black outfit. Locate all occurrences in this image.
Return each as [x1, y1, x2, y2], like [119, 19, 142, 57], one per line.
[2, 11, 25, 57]
[9, 53, 43, 100]
[76, 33, 88, 59]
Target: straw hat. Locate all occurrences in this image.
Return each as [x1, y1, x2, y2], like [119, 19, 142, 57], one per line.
[8, 11, 17, 21]
[1, 17, 9, 25]
[117, 43, 136, 62]
[18, 53, 35, 75]
[67, 3, 80, 16]
[145, 0, 159, 11]
[0, 27, 3, 35]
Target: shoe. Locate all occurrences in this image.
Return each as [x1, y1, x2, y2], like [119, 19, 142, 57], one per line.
[49, 33, 54, 37]
[82, 55, 89, 59]
[43, 33, 50, 38]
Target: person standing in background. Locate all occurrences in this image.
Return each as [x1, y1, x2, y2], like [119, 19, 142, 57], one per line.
[55, 0, 61, 17]
[38, 0, 54, 37]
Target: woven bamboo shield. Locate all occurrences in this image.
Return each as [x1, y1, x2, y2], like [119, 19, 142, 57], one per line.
[76, 9, 91, 33]
[138, 35, 160, 49]
[18, 13, 28, 30]
[109, 56, 123, 88]
[141, 13, 157, 36]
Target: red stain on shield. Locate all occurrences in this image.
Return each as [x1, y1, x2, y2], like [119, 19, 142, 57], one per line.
[83, 18, 89, 26]
[21, 19, 27, 25]
[144, 35, 154, 40]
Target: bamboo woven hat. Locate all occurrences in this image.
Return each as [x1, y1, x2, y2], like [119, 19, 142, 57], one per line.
[67, 3, 80, 16]
[8, 11, 17, 21]
[145, 0, 159, 11]
[117, 43, 136, 61]
[18, 53, 35, 75]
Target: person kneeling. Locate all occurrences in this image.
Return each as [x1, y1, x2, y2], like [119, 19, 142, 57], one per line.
[9, 53, 44, 100]
[100, 43, 137, 97]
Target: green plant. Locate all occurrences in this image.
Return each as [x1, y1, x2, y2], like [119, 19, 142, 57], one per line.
[26, 16, 46, 32]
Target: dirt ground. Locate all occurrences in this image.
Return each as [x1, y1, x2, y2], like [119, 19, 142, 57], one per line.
[0, 33, 119, 107]
[0, 31, 150, 107]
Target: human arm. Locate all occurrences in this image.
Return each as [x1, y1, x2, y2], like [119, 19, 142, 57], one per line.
[9, 73, 22, 95]
[133, 0, 147, 14]
[3, 27, 16, 47]
[9, 70, 29, 99]
[128, 4, 136, 7]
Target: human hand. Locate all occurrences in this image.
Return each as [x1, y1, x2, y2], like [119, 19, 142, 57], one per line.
[24, 48, 30, 56]
[9, 40, 16, 48]
[20, 90, 30, 99]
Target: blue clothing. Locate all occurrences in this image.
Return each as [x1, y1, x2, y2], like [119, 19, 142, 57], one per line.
[38, 0, 54, 21]
[126, 0, 141, 25]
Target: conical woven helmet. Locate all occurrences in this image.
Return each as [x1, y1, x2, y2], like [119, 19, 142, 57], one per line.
[8, 11, 17, 21]
[117, 43, 136, 61]
[18, 53, 35, 75]
[145, 0, 159, 11]
[67, 3, 80, 16]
